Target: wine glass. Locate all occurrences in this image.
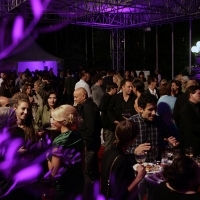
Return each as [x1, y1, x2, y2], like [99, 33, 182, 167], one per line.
[185, 147, 193, 158]
[161, 152, 168, 165]
[165, 145, 173, 160]
[135, 153, 146, 164]
[151, 145, 158, 163]
[122, 109, 131, 119]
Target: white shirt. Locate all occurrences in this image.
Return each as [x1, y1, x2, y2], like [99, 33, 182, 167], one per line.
[0, 78, 3, 87]
[75, 79, 92, 97]
[148, 88, 158, 99]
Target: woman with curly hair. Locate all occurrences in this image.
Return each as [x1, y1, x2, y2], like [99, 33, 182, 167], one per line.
[153, 155, 200, 200]
[12, 92, 36, 146]
[0, 107, 36, 200]
[21, 83, 34, 104]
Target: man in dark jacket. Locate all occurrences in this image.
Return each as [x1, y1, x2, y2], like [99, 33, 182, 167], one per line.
[179, 85, 200, 156]
[173, 79, 197, 128]
[99, 83, 118, 151]
[107, 79, 137, 129]
[145, 75, 160, 99]
[74, 87, 101, 196]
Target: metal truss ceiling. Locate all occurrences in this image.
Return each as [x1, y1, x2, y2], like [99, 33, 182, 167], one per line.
[1, 0, 200, 29]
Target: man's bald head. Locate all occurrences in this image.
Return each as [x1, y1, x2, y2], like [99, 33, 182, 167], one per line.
[0, 96, 10, 107]
[74, 87, 88, 105]
[186, 80, 197, 89]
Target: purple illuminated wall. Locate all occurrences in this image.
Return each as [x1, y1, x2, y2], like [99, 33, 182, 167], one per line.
[18, 61, 57, 75]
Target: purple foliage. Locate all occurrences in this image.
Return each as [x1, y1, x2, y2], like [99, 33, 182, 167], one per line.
[44, 147, 82, 179]
[0, 0, 51, 60]
[13, 164, 42, 183]
[30, 0, 44, 19]
[12, 16, 24, 44]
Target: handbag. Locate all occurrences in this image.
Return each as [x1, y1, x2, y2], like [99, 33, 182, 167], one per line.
[106, 155, 121, 200]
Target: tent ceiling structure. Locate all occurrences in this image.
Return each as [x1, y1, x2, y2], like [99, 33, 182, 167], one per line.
[0, 0, 200, 29]
[5, 36, 61, 61]
[1, 36, 60, 75]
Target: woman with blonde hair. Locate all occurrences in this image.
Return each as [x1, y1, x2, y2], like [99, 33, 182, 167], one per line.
[113, 74, 123, 92]
[47, 104, 84, 199]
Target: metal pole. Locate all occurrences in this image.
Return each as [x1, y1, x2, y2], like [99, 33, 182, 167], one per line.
[143, 29, 145, 67]
[156, 26, 158, 70]
[85, 27, 87, 61]
[189, 20, 192, 71]
[172, 24, 174, 79]
[124, 30, 125, 72]
[92, 28, 94, 66]
[117, 29, 119, 71]
[110, 30, 112, 69]
[55, 30, 57, 56]
[111, 30, 114, 70]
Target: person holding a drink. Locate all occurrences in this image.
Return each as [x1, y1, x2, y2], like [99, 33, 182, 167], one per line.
[101, 120, 146, 200]
[129, 93, 179, 200]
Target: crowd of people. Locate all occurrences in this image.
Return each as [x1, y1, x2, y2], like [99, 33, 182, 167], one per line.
[0, 67, 200, 200]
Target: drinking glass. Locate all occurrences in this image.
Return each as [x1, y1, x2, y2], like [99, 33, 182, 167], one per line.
[165, 145, 173, 159]
[135, 153, 146, 164]
[151, 146, 158, 162]
[185, 147, 193, 158]
[161, 153, 168, 165]
[122, 109, 131, 118]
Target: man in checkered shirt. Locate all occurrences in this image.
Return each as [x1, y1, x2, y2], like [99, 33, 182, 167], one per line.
[129, 93, 178, 162]
[129, 93, 179, 200]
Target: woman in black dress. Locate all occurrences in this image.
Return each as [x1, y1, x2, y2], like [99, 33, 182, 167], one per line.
[101, 120, 146, 200]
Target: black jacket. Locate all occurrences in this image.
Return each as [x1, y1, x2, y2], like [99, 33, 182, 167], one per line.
[77, 98, 101, 151]
[180, 101, 200, 156]
[173, 93, 188, 127]
[107, 93, 137, 131]
[101, 146, 137, 200]
[99, 93, 114, 130]
[145, 88, 160, 99]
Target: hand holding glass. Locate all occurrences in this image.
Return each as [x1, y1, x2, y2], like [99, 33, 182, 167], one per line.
[161, 153, 168, 165]
[165, 145, 173, 159]
[135, 153, 146, 164]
